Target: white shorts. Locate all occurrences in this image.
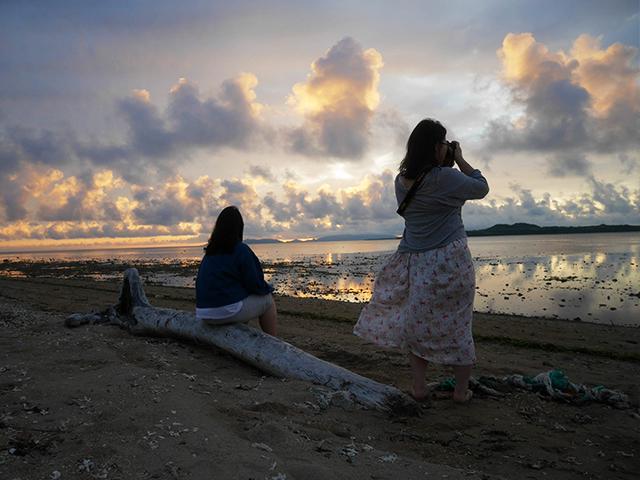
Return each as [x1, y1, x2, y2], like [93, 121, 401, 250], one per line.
[199, 294, 272, 326]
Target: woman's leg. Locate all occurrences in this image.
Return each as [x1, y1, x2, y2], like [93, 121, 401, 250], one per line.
[258, 294, 277, 337]
[452, 364, 473, 403]
[409, 352, 430, 399]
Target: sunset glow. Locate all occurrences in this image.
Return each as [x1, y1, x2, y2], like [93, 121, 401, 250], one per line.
[0, 2, 638, 252]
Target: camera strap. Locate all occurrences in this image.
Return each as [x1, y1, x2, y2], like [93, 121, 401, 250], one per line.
[396, 165, 435, 216]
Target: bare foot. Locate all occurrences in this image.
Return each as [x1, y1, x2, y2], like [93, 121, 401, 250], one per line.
[453, 389, 473, 404]
[411, 388, 428, 401]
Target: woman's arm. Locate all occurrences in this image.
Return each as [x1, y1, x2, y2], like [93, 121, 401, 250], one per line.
[451, 141, 475, 176]
[237, 244, 275, 295]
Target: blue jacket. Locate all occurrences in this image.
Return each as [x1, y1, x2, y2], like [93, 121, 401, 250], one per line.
[195, 242, 274, 308]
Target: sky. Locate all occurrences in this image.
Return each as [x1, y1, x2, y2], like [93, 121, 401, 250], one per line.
[1, 0, 638, 251]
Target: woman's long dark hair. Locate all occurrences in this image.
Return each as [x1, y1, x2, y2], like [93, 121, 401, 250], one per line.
[399, 118, 447, 179]
[204, 206, 244, 255]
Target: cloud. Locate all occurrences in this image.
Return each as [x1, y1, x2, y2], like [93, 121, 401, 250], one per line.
[130, 175, 211, 226]
[0, 73, 266, 184]
[1, 164, 637, 245]
[546, 152, 592, 177]
[485, 33, 639, 154]
[166, 75, 262, 150]
[37, 170, 124, 222]
[0, 165, 63, 222]
[285, 37, 384, 159]
[463, 179, 639, 230]
[338, 169, 397, 223]
[0, 126, 73, 172]
[262, 169, 398, 235]
[248, 165, 276, 183]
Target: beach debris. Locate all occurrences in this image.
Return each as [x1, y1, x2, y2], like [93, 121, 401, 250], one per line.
[435, 369, 631, 409]
[341, 440, 359, 457]
[313, 388, 352, 410]
[50, 472, 61, 480]
[380, 453, 398, 462]
[65, 268, 418, 413]
[78, 459, 93, 472]
[504, 369, 631, 408]
[236, 375, 266, 391]
[252, 442, 273, 452]
[617, 451, 634, 457]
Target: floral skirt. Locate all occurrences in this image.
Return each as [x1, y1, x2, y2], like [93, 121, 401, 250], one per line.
[354, 237, 476, 365]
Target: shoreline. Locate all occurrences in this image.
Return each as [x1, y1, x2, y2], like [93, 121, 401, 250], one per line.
[1, 276, 639, 479]
[2, 275, 638, 357]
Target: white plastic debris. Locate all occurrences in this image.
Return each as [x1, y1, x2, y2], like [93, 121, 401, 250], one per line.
[252, 442, 273, 452]
[380, 454, 398, 463]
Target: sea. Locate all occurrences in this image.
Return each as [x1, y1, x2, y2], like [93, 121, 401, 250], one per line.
[1, 232, 638, 327]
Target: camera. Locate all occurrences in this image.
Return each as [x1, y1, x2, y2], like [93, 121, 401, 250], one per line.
[444, 141, 456, 167]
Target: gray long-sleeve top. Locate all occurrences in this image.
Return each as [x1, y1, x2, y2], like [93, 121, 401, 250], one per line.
[395, 167, 489, 253]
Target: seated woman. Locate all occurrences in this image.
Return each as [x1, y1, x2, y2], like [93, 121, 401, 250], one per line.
[196, 206, 277, 336]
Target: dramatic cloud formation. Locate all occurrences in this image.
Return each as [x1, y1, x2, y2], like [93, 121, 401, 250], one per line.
[1, 1, 638, 251]
[0, 73, 265, 187]
[487, 33, 639, 155]
[37, 170, 124, 222]
[285, 37, 384, 159]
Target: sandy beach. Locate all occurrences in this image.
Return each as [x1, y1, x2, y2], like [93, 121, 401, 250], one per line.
[1, 275, 639, 479]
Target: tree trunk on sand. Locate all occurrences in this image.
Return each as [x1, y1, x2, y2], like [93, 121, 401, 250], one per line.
[65, 268, 418, 413]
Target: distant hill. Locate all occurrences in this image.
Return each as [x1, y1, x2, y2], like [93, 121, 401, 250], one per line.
[466, 223, 640, 237]
[245, 223, 639, 244]
[315, 233, 398, 242]
[244, 238, 285, 244]
[245, 233, 398, 244]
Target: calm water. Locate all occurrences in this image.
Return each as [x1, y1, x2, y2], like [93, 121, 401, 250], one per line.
[1, 232, 638, 326]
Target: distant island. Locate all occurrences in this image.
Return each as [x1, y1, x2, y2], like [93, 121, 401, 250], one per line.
[245, 223, 639, 244]
[465, 223, 640, 237]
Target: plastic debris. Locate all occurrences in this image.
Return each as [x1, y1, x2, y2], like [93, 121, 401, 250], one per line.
[505, 369, 631, 409]
[436, 369, 631, 409]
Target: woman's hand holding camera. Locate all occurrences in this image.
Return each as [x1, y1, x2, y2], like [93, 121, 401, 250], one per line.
[448, 141, 475, 175]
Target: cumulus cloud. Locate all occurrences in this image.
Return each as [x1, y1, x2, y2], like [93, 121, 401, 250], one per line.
[37, 170, 124, 222]
[166, 75, 262, 149]
[285, 37, 384, 159]
[485, 33, 639, 154]
[0, 73, 265, 186]
[262, 169, 398, 235]
[131, 175, 212, 226]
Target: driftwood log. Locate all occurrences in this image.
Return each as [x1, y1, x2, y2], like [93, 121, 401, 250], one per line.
[66, 268, 417, 413]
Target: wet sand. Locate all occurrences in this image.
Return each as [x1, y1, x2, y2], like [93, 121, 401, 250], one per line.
[1, 274, 639, 479]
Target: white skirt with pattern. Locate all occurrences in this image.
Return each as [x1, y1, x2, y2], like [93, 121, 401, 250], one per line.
[354, 237, 476, 365]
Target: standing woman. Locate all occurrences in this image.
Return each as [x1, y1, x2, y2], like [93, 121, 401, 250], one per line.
[354, 119, 489, 403]
[196, 206, 277, 336]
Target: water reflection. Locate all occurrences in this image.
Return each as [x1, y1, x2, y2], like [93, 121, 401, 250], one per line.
[261, 250, 638, 327]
